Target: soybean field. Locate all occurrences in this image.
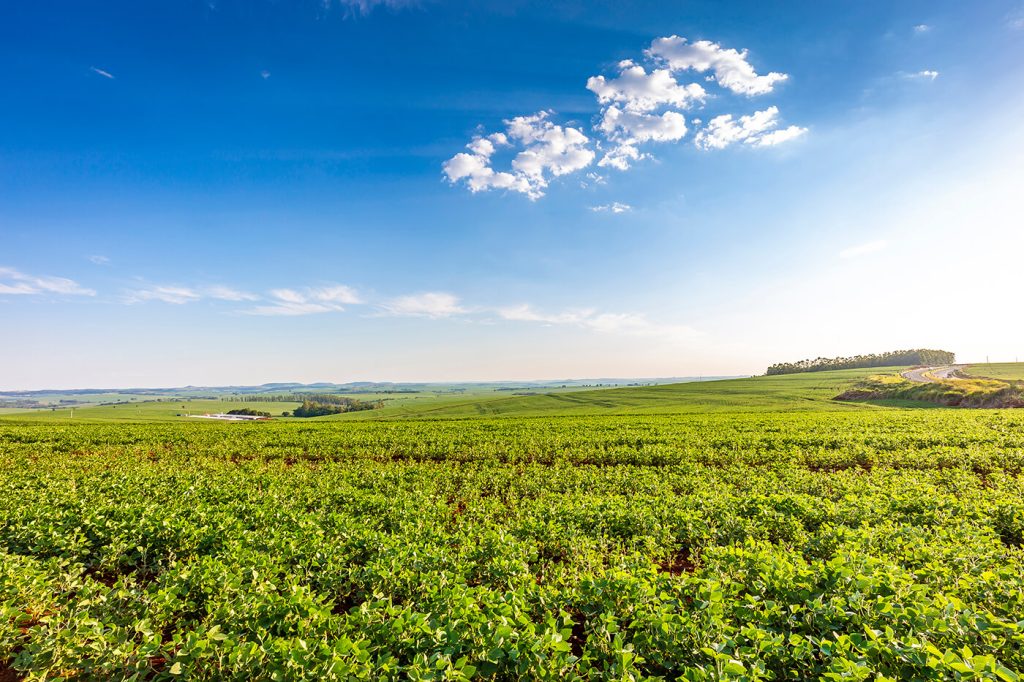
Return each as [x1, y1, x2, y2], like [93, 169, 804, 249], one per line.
[2, 408, 1024, 680]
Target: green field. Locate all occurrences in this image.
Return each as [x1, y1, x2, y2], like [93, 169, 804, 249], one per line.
[0, 369, 891, 423]
[335, 368, 903, 420]
[964, 363, 1024, 382]
[3, 370, 1024, 680]
[1, 400, 301, 423]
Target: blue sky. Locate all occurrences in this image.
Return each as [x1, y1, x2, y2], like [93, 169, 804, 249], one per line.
[2, 0, 1023, 388]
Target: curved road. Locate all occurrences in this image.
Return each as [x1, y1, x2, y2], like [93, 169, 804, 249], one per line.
[901, 365, 958, 383]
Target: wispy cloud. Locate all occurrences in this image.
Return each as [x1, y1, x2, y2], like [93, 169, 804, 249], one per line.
[207, 285, 260, 302]
[498, 303, 697, 344]
[321, 0, 421, 18]
[124, 284, 261, 305]
[901, 69, 939, 81]
[1007, 8, 1024, 30]
[246, 285, 362, 316]
[590, 202, 632, 214]
[380, 292, 467, 318]
[87, 255, 111, 266]
[260, 70, 271, 80]
[840, 240, 888, 259]
[913, 24, 932, 34]
[90, 66, 115, 80]
[0, 267, 95, 296]
[125, 285, 202, 304]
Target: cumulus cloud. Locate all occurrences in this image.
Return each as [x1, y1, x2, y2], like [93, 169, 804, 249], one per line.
[381, 292, 466, 318]
[443, 112, 594, 199]
[646, 36, 788, 96]
[498, 304, 697, 344]
[0, 267, 95, 296]
[597, 107, 688, 169]
[247, 285, 362, 316]
[445, 34, 802, 196]
[586, 61, 705, 112]
[590, 202, 632, 214]
[694, 106, 806, 150]
[840, 240, 888, 259]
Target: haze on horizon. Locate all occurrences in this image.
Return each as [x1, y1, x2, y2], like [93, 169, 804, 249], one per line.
[2, 0, 1022, 391]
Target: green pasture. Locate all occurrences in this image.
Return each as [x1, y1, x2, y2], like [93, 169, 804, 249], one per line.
[335, 367, 905, 419]
[2, 400, 301, 423]
[965, 362, 1024, 381]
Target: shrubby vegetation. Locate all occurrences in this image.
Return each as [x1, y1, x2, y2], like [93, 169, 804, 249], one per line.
[838, 374, 1024, 408]
[225, 408, 271, 417]
[1, 413, 1023, 679]
[766, 349, 955, 376]
[292, 398, 382, 418]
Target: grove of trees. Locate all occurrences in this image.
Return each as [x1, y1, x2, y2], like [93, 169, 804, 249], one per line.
[291, 398, 383, 418]
[766, 349, 955, 376]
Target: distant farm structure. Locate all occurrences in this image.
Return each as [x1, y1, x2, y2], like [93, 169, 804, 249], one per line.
[188, 413, 270, 422]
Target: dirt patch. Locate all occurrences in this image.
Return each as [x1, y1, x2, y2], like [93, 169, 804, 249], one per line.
[659, 548, 696, 576]
[0, 661, 24, 682]
[567, 610, 587, 659]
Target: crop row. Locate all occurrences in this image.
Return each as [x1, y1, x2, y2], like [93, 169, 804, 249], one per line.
[1, 412, 1023, 679]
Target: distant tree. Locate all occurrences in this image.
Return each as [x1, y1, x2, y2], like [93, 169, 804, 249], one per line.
[291, 398, 382, 418]
[765, 349, 955, 376]
[226, 408, 271, 417]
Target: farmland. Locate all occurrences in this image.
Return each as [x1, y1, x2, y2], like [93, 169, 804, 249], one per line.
[2, 395, 1024, 679]
[965, 364, 1024, 382]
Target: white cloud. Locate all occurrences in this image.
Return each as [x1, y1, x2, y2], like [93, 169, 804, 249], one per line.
[324, 0, 420, 17]
[752, 125, 808, 147]
[913, 24, 932, 34]
[312, 285, 362, 305]
[260, 70, 271, 80]
[206, 285, 260, 302]
[247, 285, 361, 316]
[0, 267, 96, 296]
[647, 36, 788, 96]
[597, 107, 688, 169]
[445, 34, 801, 197]
[586, 61, 705, 112]
[590, 202, 632, 214]
[87, 255, 110, 265]
[498, 304, 697, 344]
[127, 286, 202, 305]
[902, 69, 939, 81]
[381, 292, 466, 318]
[90, 66, 115, 80]
[694, 106, 806, 150]
[840, 240, 888, 259]
[443, 112, 594, 199]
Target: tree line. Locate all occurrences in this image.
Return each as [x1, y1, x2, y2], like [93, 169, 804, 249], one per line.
[288, 398, 383, 418]
[765, 349, 955, 376]
[233, 394, 384, 405]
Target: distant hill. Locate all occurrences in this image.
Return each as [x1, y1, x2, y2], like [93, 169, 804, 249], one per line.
[333, 368, 899, 420]
[0, 377, 738, 398]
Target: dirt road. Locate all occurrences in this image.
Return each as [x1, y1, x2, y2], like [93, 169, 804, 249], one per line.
[901, 366, 958, 383]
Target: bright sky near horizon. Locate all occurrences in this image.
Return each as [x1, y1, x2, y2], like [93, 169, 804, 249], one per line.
[1, 0, 1023, 389]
